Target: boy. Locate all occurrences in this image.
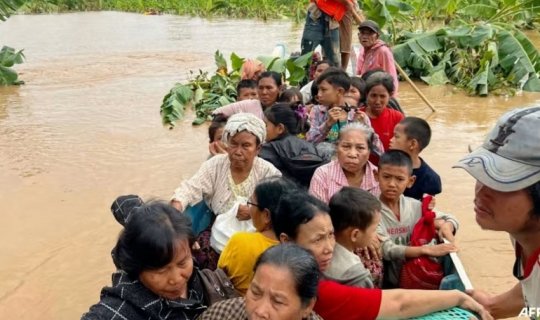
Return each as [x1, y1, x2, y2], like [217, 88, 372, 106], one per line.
[325, 187, 382, 288]
[236, 79, 258, 101]
[376, 150, 459, 288]
[389, 116, 442, 200]
[208, 114, 227, 157]
[455, 106, 540, 318]
[306, 67, 353, 143]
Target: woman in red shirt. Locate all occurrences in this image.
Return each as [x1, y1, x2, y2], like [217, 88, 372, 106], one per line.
[272, 191, 492, 320]
[361, 72, 404, 164]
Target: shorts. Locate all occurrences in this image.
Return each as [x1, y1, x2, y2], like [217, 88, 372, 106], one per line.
[339, 10, 353, 53]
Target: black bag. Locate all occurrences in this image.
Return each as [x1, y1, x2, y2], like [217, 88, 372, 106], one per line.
[198, 268, 241, 306]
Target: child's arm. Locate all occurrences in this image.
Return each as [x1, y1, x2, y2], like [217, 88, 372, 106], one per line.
[404, 242, 457, 258]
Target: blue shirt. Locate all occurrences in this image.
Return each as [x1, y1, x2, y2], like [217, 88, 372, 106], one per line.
[404, 158, 442, 200]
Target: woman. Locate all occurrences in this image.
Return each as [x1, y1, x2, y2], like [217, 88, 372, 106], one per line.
[212, 71, 282, 119]
[272, 191, 493, 320]
[217, 177, 297, 294]
[171, 113, 281, 269]
[200, 244, 322, 320]
[360, 72, 404, 154]
[260, 103, 327, 187]
[82, 201, 208, 320]
[310, 123, 380, 203]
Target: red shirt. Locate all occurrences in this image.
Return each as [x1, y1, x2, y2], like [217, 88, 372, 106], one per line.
[314, 280, 382, 320]
[361, 106, 404, 151]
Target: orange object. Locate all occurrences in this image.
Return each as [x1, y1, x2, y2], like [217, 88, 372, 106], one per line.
[315, 0, 349, 22]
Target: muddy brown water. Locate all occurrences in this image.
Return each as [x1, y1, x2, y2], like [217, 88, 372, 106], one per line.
[0, 12, 539, 319]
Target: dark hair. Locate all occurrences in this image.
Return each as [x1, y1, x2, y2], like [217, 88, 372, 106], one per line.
[378, 150, 413, 175]
[315, 67, 351, 91]
[315, 59, 334, 70]
[400, 116, 432, 151]
[236, 79, 257, 94]
[254, 177, 299, 227]
[258, 71, 282, 88]
[278, 87, 302, 103]
[365, 72, 395, 96]
[112, 201, 195, 278]
[264, 102, 307, 137]
[309, 81, 319, 104]
[272, 191, 329, 240]
[527, 181, 540, 219]
[350, 76, 366, 96]
[329, 187, 381, 233]
[208, 114, 228, 142]
[254, 244, 319, 307]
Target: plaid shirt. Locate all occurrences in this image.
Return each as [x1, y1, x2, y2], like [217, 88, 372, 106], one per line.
[198, 297, 322, 320]
[82, 270, 207, 320]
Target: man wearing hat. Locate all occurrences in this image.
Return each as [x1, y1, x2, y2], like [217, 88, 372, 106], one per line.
[454, 106, 540, 318]
[355, 20, 399, 96]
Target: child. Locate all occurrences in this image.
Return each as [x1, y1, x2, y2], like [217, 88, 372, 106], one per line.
[306, 67, 354, 143]
[300, 60, 332, 104]
[325, 187, 381, 288]
[389, 117, 442, 200]
[346, 76, 366, 107]
[236, 79, 258, 101]
[375, 150, 459, 288]
[208, 114, 227, 156]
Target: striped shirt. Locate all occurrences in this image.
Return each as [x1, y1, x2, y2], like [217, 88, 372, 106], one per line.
[309, 159, 380, 203]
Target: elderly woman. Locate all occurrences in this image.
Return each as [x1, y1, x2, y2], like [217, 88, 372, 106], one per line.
[310, 123, 380, 203]
[271, 191, 493, 320]
[171, 113, 281, 269]
[200, 244, 322, 320]
[82, 200, 208, 320]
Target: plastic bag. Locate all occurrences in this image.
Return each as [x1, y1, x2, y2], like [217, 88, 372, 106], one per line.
[210, 197, 255, 253]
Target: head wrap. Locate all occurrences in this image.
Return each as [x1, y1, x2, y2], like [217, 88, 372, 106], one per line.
[223, 113, 266, 144]
[241, 59, 266, 80]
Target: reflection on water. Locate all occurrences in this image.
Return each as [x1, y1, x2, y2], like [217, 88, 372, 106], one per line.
[0, 12, 539, 320]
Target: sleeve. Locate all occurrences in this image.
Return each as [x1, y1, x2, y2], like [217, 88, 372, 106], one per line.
[171, 156, 218, 208]
[314, 280, 382, 320]
[306, 106, 330, 143]
[434, 209, 459, 234]
[212, 100, 261, 118]
[377, 223, 407, 261]
[217, 234, 251, 294]
[300, 81, 313, 104]
[342, 265, 375, 288]
[382, 47, 399, 94]
[309, 167, 329, 203]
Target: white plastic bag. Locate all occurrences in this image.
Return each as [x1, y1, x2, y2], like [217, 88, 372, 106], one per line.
[210, 197, 255, 253]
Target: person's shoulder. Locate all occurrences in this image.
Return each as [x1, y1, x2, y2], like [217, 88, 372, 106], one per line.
[254, 156, 281, 175]
[199, 297, 246, 320]
[313, 159, 337, 175]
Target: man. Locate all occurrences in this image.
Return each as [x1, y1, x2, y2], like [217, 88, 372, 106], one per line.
[454, 105, 540, 319]
[355, 20, 399, 96]
[300, 0, 358, 68]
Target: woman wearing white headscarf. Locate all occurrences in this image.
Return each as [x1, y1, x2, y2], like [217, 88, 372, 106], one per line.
[171, 113, 281, 269]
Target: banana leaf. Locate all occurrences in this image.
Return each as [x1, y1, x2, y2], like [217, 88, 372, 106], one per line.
[0, 0, 26, 21]
[0, 46, 25, 85]
[457, 4, 498, 20]
[392, 30, 443, 71]
[230, 52, 245, 72]
[496, 29, 540, 91]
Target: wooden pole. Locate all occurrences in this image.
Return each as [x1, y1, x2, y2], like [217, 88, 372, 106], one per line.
[395, 62, 437, 113]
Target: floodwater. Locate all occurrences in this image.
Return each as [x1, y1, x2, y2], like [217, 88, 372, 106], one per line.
[0, 12, 539, 320]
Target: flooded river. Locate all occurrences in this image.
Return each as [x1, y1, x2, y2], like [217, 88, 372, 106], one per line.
[0, 12, 539, 319]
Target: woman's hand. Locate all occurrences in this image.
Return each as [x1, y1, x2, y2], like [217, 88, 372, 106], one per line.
[458, 291, 494, 320]
[236, 204, 251, 221]
[170, 200, 183, 211]
[354, 110, 369, 125]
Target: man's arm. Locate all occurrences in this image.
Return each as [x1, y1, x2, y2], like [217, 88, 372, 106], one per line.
[468, 283, 525, 319]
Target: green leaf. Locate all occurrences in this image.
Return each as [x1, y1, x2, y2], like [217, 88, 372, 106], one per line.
[214, 50, 227, 71]
[230, 52, 245, 72]
[457, 4, 498, 19]
[256, 55, 280, 69]
[192, 117, 207, 126]
[292, 52, 313, 68]
[0, 65, 18, 85]
[268, 58, 287, 73]
[497, 29, 540, 91]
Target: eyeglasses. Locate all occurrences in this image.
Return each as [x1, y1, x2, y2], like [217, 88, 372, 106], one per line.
[247, 201, 262, 209]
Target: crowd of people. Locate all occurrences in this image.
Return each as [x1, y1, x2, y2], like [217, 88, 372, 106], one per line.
[81, 1, 540, 319]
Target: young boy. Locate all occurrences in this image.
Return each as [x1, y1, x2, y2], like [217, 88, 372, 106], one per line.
[389, 116, 442, 200]
[375, 150, 459, 288]
[325, 187, 382, 288]
[208, 114, 227, 157]
[236, 79, 258, 101]
[306, 67, 353, 143]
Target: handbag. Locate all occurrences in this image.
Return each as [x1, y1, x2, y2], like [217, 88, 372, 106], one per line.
[198, 268, 241, 306]
[399, 195, 445, 290]
[184, 200, 214, 236]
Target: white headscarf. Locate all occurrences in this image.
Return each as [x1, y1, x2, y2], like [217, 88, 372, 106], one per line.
[222, 112, 266, 144]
